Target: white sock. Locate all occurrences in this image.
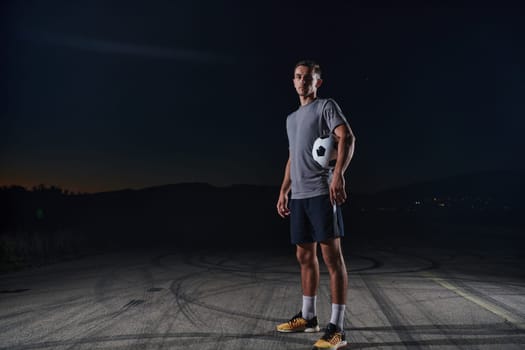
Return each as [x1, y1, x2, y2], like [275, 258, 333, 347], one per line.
[330, 303, 345, 330]
[302, 295, 316, 320]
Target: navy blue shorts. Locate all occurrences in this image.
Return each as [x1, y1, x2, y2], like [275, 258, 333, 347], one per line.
[289, 194, 345, 245]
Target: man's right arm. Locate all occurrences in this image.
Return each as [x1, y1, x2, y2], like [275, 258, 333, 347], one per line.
[277, 155, 291, 218]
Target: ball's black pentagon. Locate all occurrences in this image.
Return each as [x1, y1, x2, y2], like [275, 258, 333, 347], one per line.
[316, 146, 326, 157]
[328, 159, 337, 167]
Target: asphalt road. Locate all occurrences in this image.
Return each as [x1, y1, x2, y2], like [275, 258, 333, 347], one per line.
[1, 244, 524, 349]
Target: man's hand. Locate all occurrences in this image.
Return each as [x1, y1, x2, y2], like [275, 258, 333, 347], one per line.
[330, 173, 347, 206]
[277, 192, 291, 218]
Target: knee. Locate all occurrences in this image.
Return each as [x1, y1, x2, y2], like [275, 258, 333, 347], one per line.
[296, 249, 316, 266]
[323, 253, 344, 272]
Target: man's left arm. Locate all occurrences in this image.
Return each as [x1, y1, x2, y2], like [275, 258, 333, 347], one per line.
[330, 123, 356, 205]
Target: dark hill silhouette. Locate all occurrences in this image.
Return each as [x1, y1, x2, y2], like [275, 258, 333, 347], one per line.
[374, 169, 523, 203]
[1, 170, 523, 272]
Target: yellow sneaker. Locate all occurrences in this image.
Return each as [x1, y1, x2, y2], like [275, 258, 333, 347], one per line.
[276, 311, 320, 333]
[312, 323, 347, 349]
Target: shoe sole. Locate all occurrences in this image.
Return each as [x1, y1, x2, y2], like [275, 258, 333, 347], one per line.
[312, 340, 348, 350]
[277, 325, 321, 333]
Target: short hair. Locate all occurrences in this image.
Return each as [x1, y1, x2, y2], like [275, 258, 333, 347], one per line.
[294, 60, 322, 78]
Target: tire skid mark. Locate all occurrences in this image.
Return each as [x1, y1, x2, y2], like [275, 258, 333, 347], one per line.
[175, 277, 284, 323]
[145, 296, 182, 350]
[30, 299, 110, 346]
[423, 269, 525, 330]
[249, 279, 276, 338]
[0, 309, 34, 322]
[166, 252, 388, 325]
[0, 330, 315, 350]
[74, 302, 121, 326]
[64, 302, 137, 349]
[134, 263, 154, 345]
[0, 295, 86, 334]
[152, 252, 212, 328]
[349, 335, 525, 349]
[453, 279, 525, 321]
[115, 254, 184, 350]
[3, 336, 525, 350]
[394, 276, 471, 349]
[125, 260, 170, 350]
[70, 256, 177, 349]
[187, 252, 383, 285]
[348, 322, 523, 335]
[425, 275, 525, 289]
[183, 275, 214, 326]
[348, 272, 525, 288]
[179, 294, 284, 323]
[4, 250, 523, 349]
[166, 254, 288, 324]
[193, 250, 436, 278]
[169, 273, 205, 327]
[360, 273, 425, 350]
[355, 248, 440, 276]
[62, 260, 152, 350]
[191, 280, 261, 300]
[348, 254, 383, 273]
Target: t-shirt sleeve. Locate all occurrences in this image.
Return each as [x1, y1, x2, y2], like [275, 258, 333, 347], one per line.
[286, 115, 291, 150]
[322, 99, 349, 133]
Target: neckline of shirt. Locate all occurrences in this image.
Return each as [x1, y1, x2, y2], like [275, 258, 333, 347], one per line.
[298, 98, 321, 109]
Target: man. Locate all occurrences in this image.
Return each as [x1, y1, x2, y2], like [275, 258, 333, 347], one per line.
[276, 60, 356, 350]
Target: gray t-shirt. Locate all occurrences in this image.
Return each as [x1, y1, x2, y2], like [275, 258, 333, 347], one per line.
[286, 98, 350, 199]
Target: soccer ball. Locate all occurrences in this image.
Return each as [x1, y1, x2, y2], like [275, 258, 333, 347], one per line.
[312, 134, 338, 169]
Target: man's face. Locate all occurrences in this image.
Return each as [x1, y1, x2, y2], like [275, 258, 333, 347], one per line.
[293, 65, 322, 97]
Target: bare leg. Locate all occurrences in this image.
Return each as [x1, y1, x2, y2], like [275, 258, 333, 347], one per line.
[320, 237, 348, 304]
[296, 242, 319, 297]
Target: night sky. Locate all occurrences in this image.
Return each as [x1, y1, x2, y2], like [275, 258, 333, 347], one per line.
[2, 1, 524, 194]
